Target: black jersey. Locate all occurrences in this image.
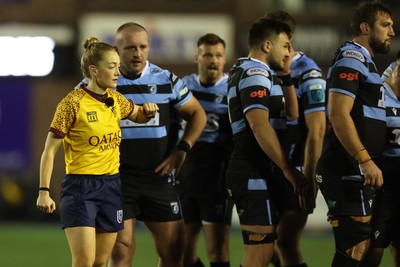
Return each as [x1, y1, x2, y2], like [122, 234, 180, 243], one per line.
[318, 41, 386, 174]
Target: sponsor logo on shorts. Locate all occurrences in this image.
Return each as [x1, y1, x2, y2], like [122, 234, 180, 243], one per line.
[342, 50, 365, 62]
[249, 233, 267, 242]
[327, 199, 336, 208]
[374, 230, 381, 240]
[117, 209, 123, 224]
[315, 174, 322, 183]
[227, 189, 232, 197]
[170, 202, 179, 214]
[237, 208, 244, 217]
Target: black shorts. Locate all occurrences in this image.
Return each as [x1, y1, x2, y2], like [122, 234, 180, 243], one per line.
[226, 159, 282, 226]
[370, 157, 400, 248]
[121, 172, 182, 222]
[179, 191, 233, 224]
[270, 162, 300, 212]
[59, 173, 123, 232]
[177, 144, 233, 224]
[316, 171, 374, 217]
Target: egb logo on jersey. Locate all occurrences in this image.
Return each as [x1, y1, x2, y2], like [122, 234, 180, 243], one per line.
[87, 111, 98, 122]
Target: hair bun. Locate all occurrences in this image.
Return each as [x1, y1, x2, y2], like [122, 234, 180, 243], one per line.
[83, 37, 100, 50]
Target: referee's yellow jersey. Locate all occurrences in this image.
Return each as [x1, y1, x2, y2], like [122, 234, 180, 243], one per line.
[49, 87, 133, 175]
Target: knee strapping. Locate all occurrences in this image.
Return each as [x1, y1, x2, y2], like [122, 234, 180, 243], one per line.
[330, 216, 371, 252]
[241, 230, 277, 245]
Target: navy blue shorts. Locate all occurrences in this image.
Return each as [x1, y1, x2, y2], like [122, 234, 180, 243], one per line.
[59, 173, 124, 232]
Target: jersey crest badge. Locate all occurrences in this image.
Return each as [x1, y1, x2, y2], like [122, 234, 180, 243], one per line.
[148, 84, 157, 94]
[87, 111, 98, 122]
[215, 94, 224, 103]
[170, 201, 180, 214]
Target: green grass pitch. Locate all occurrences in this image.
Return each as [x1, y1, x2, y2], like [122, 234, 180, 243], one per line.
[0, 223, 394, 266]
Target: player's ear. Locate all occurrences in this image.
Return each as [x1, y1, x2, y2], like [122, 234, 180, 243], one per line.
[89, 65, 97, 75]
[261, 40, 271, 54]
[360, 22, 369, 35]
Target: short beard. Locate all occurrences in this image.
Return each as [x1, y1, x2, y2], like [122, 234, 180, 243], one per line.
[369, 35, 391, 54]
[268, 59, 284, 72]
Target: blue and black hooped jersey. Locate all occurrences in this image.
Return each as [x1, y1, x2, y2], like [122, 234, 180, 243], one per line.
[117, 61, 192, 178]
[268, 76, 289, 152]
[269, 76, 287, 130]
[319, 41, 386, 173]
[381, 61, 396, 82]
[182, 73, 231, 144]
[227, 57, 274, 162]
[382, 82, 400, 158]
[288, 52, 326, 166]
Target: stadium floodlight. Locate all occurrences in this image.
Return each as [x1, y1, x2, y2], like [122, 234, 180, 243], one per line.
[0, 36, 55, 76]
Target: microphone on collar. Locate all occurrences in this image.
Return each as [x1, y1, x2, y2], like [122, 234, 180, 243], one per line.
[105, 97, 114, 107]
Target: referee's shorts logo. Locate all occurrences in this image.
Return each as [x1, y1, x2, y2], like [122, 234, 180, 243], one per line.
[117, 209, 123, 223]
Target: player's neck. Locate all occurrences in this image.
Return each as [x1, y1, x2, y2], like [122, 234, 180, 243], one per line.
[199, 75, 221, 87]
[86, 82, 107, 95]
[352, 36, 374, 58]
